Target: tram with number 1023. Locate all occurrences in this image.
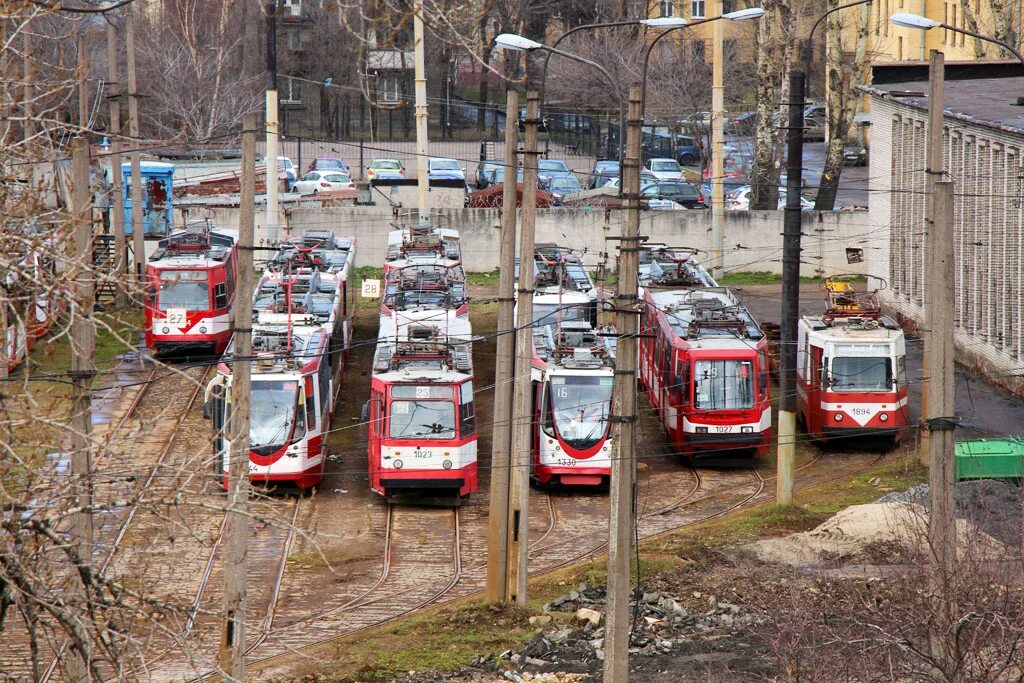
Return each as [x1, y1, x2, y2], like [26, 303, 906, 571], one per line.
[365, 315, 477, 505]
[640, 286, 772, 462]
[144, 222, 238, 356]
[797, 278, 908, 448]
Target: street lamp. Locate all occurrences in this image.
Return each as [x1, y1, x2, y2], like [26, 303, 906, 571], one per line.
[891, 11, 1024, 63]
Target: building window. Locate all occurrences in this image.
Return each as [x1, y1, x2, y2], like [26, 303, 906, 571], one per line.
[943, 3, 949, 43]
[659, 0, 675, 17]
[883, 0, 889, 35]
[691, 40, 706, 61]
[691, 0, 705, 18]
[281, 77, 302, 104]
[379, 77, 401, 103]
[897, 36, 903, 60]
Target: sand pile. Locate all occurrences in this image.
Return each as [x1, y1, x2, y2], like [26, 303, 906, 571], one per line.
[747, 502, 1007, 567]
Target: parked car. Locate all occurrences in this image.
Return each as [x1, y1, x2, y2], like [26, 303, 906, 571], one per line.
[486, 166, 524, 186]
[263, 156, 297, 189]
[803, 115, 826, 141]
[700, 177, 749, 199]
[589, 160, 621, 189]
[646, 198, 686, 210]
[547, 175, 583, 205]
[726, 111, 757, 136]
[476, 160, 503, 189]
[843, 142, 868, 166]
[367, 158, 406, 180]
[726, 185, 814, 211]
[641, 180, 705, 209]
[675, 136, 702, 166]
[607, 169, 657, 188]
[646, 158, 684, 181]
[293, 171, 354, 194]
[538, 159, 574, 183]
[307, 157, 349, 175]
[428, 157, 466, 180]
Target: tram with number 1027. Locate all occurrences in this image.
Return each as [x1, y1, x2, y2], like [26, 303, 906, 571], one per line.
[640, 286, 772, 462]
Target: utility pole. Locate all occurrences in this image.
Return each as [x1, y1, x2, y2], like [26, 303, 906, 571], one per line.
[776, 70, 806, 506]
[77, 36, 89, 130]
[0, 283, 8, 447]
[506, 90, 538, 606]
[413, 0, 430, 225]
[126, 12, 145, 296]
[920, 49, 945, 466]
[603, 83, 642, 683]
[23, 24, 34, 141]
[265, 1, 280, 246]
[923, 50, 957, 676]
[710, 0, 726, 279]
[219, 114, 257, 681]
[106, 19, 128, 308]
[486, 89, 519, 602]
[68, 137, 96, 683]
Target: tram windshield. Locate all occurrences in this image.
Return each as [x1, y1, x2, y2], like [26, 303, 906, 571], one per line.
[533, 303, 588, 327]
[249, 380, 304, 453]
[389, 386, 456, 440]
[829, 356, 893, 392]
[543, 375, 612, 448]
[693, 359, 755, 410]
[157, 270, 210, 311]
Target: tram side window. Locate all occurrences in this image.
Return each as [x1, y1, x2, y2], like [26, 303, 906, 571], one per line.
[305, 379, 317, 432]
[672, 355, 687, 397]
[759, 351, 769, 398]
[460, 381, 477, 436]
[293, 392, 307, 441]
[214, 282, 228, 309]
[820, 356, 829, 388]
[895, 355, 906, 388]
[318, 362, 331, 415]
[661, 342, 672, 386]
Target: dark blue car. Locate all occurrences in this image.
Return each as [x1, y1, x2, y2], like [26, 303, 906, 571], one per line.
[675, 136, 702, 166]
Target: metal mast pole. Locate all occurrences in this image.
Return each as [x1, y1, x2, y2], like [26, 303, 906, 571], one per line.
[106, 20, 127, 308]
[125, 12, 145, 297]
[219, 114, 257, 681]
[507, 90, 539, 605]
[486, 89, 519, 602]
[603, 83, 642, 683]
[413, 0, 430, 226]
[265, 1, 280, 245]
[776, 70, 805, 505]
[710, 0, 726, 279]
[68, 137, 96, 683]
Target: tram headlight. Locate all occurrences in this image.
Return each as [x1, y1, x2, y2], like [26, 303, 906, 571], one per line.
[393, 459, 404, 469]
[879, 413, 889, 422]
[695, 426, 708, 433]
[834, 414, 843, 422]
[199, 326, 208, 334]
[162, 327, 170, 334]
[443, 459, 453, 470]
[741, 426, 753, 433]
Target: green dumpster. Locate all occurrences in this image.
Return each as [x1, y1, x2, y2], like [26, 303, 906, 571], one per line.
[955, 438, 1024, 481]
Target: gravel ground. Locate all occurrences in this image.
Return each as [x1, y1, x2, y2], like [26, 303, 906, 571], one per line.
[875, 480, 1023, 547]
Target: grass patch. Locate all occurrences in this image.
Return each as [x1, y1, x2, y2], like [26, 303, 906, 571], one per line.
[718, 271, 868, 286]
[466, 270, 501, 286]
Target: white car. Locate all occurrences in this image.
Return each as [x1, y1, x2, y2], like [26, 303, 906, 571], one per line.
[262, 156, 297, 188]
[428, 157, 466, 180]
[645, 158, 684, 181]
[293, 170, 354, 194]
[727, 186, 814, 211]
[646, 198, 686, 211]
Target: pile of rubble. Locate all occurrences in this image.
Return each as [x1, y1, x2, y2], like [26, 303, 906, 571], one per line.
[464, 584, 759, 681]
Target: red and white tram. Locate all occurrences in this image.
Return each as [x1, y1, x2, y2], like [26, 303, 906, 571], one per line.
[641, 286, 772, 461]
[366, 316, 477, 505]
[638, 244, 717, 288]
[528, 296, 616, 487]
[144, 223, 238, 356]
[383, 225, 462, 274]
[381, 263, 469, 327]
[210, 316, 337, 490]
[797, 279, 908, 448]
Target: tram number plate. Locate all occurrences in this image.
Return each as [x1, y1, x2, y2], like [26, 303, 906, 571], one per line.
[413, 449, 433, 459]
[850, 407, 873, 417]
[713, 425, 733, 433]
[164, 309, 187, 326]
[554, 457, 577, 467]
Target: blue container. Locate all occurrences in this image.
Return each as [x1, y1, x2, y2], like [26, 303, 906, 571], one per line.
[122, 161, 175, 236]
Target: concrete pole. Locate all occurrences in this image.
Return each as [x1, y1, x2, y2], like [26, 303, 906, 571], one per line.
[23, 25, 34, 141]
[710, 0, 726, 280]
[106, 20, 128, 308]
[77, 36, 89, 131]
[219, 114, 257, 681]
[603, 83, 643, 683]
[265, 1, 280, 246]
[776, 70, 806, 506]
[413, 1, 430, 226]
[506, 91, 539, 606]
[0, 283, 8, 447]
[485, 89, 519, 603]
[126, 13, 145, 296]
[68, 137, 96, 683]
[920, 49, 945, 466]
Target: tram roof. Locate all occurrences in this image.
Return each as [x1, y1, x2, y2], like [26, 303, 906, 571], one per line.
[651, 287, 764, 341]
[377, 309, 473, 343]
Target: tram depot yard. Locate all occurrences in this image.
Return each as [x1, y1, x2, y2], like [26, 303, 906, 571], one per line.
[4, 240, 1024, 681]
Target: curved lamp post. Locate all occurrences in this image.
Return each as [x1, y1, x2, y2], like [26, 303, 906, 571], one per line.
[892, 11, 1024, 64]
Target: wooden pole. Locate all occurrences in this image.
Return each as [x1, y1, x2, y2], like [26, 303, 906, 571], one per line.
[603, 83, 643, 683]
[219, 114, 257, 681]
[125, 12, 145, 296]
[485, 89, 518, 603]
[68, 137, 96, 683]
[106, 20, 128, 308]
[506, 90, 538, 606]
[920, 49, 945, 466]
[77, 36, 89, 130]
